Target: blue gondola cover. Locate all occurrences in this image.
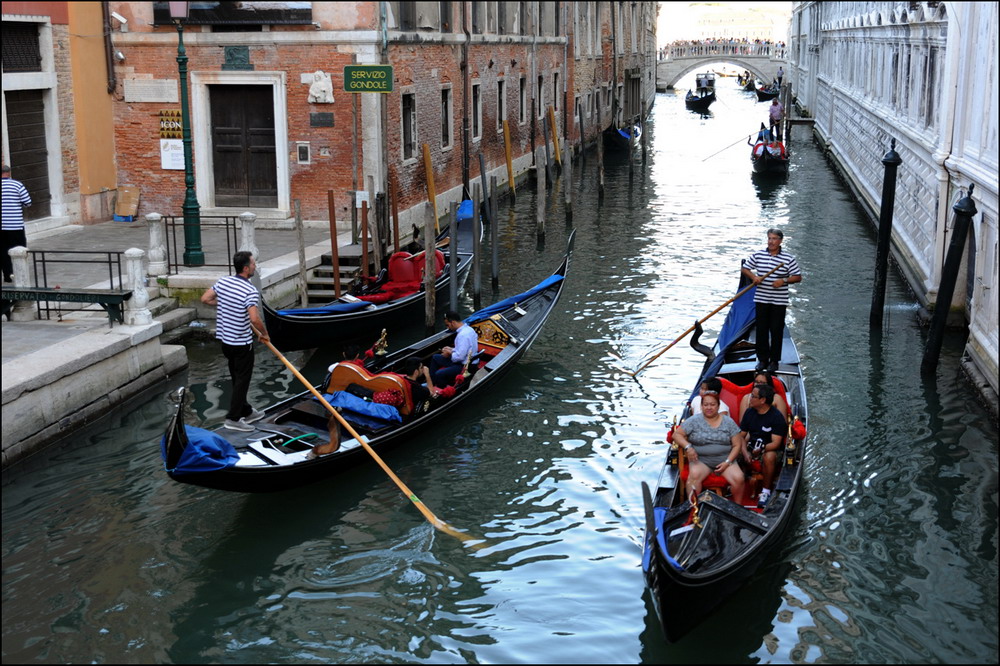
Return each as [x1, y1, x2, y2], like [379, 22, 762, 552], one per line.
[162, 425, 240, 474]
[318, 391, 403, 425]
[466, 275, 564, 324]
[276, 300, 370, 316]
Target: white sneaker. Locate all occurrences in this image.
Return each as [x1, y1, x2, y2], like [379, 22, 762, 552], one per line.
[245, 408, 266, 424]
[757, 488, 772, 508]
[224, 418, 255, 432]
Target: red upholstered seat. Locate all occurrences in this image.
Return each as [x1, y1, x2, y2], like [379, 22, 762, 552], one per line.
[358, 250, 447, 303]
[679, 466, 729, 490]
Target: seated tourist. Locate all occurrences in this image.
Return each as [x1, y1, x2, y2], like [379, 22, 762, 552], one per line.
[739, 383, 786, 508]
[673, 391, 745, 502]
[402, 356, 436, 411]
[738, 370, 788, 421]
[428, 309, 478, 387]
[690, 376, 730, 416]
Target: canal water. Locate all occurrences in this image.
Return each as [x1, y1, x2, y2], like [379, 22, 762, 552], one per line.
[3, 75, 997, 664]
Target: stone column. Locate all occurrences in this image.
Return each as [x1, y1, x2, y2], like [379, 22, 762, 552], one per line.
[124, 248, 152, 325]
[146, 212, 168, 276]
[238, 211, 259, 262]
[9, 246, 37, 321]
[238, 211, 262, 290]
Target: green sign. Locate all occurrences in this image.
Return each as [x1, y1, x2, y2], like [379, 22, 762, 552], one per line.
[344, 65, 394, 93]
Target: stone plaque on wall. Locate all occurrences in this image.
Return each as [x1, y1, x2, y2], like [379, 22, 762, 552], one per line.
[124, 79, 178, 103]
[310, 113, 334, 127]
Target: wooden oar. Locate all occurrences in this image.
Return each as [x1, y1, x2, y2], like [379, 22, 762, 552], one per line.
[257, 333, 483, 548]
[404, 237, 450, 261]
[631, 262, 785, 377]
[702, 133, 754, 162]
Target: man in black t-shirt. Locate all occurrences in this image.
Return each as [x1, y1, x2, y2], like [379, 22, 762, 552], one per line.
[740, 383, 787, 508]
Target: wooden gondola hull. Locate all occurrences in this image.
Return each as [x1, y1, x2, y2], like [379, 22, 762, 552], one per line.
[641, 272, 808, 642]
[262, 214, 478, 352]
[684, 92, 715, 111]
[162, 235, 574, 494]
[756, 87, 779, 101]
[751, 147, 789, 175]
[602, 124, 641, 152]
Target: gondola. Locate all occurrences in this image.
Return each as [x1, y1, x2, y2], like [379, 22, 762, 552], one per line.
[684, 88, 715, 112]
[602, 122, 642, 152]
[262, 204, 479, 352]
[160, 232, 575, 494]
[742, 78, 758, 92]
[749, 123, 788, 176]
[755, 84, 780, 102]
[641, 269, 808, 643]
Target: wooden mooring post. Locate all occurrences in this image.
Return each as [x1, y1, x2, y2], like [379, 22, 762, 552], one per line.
[327, 189, 341, 298]
[535, 147, 546, 239]
[449, 201, 459, 312]
[423, 202, 436, 329]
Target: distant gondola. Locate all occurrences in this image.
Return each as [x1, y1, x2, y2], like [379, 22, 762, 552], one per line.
[160, 233, 575, 494]
[684, 88, 715, 112]
[603, 123, 642, 152]
[641, 269, 809, 643]
[262, 205, 478, 352]
[755, 84, 780, 102]
[749, 123, 789, 176]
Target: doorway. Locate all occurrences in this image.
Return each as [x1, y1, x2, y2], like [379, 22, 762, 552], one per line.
[209, 85, 277, 207]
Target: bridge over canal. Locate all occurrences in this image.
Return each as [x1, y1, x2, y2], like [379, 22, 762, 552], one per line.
[656, 42, 787, 91]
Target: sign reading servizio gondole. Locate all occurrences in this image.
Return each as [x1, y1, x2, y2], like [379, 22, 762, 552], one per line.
[343, 65, 394, 93]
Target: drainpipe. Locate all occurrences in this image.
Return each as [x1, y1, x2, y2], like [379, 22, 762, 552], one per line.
[102, 1, 116, 94]
[461, 1, 470, 198]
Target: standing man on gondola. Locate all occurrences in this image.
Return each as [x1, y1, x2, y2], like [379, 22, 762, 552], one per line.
[741, 229, 801, 374]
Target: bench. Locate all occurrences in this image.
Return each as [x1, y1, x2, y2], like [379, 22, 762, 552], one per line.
[1, 286, 133, 328]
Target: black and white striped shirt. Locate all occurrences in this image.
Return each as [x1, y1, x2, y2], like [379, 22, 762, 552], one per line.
[745, 248, 801, 305]
[212, 275, 259, 345]
[2, 177, 32, 230]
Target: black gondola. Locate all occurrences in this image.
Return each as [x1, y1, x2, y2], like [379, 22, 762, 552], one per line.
[602, 123, 642, 152]
[684, 88, 715, 112]
[641, 270, 808, 643]
[750, 123, 789, 176]
[262, 207, 478, 352]
[161, 232, 575, 494]
[755, 84, 780, 102]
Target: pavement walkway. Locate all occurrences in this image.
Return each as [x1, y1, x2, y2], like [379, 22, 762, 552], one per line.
[1, 218, 350, 363]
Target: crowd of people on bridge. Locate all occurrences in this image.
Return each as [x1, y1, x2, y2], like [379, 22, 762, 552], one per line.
[659, 38, 787, 60]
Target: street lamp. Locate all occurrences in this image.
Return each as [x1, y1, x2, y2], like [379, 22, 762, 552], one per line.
[169, 1, 204, 266]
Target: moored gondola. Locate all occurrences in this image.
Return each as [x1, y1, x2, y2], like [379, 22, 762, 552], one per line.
[602, 123, 642, 152]
[641, 270, 808, 643]
[755, 84, 780, 102]
[161, 232, 575, 494]
[262, 204, 479, 352]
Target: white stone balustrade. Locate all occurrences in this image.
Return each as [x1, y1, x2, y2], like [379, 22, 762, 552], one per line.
[124, 247, 152, 326]
[8, 246, 36, 321]
[146, 213, 167, 276]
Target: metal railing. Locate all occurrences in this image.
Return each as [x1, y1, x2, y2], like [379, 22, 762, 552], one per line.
[162, 215, 240, 275]
[24, 249, 126, 320]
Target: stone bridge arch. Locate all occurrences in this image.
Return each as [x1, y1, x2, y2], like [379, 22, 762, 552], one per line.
[656, 55, 784, 90]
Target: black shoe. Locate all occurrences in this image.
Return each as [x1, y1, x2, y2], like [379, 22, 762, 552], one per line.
[767, 362, 778, 373]
[754, 361, 767, 372]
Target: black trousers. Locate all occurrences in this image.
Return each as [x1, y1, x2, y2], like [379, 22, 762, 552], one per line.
[754, 302, 787, 367]
[221, 342, 255, 421]
[2, 228, 27, 282]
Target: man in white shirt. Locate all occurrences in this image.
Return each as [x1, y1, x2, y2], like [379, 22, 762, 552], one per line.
[429, 309, 478, 387]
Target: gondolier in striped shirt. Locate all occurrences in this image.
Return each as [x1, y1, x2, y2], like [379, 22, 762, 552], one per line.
[2, 164, 32, 283]
[201, 251, 270, 431]
[741, 228, 801, 373]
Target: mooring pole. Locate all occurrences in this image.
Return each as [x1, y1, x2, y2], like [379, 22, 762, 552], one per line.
[870, 139, 903, 328]
[921, 184, 978, 375]
[449, 200, 459, 313]
[596, 97, 605, 200]
[327, 190, 341, 298]
[473, 188, 482, 310]
[478, 152, 492, 228]
[535, 146, 546, 239]
[423, 202, 436, 330]
[563, 140, 573, 222]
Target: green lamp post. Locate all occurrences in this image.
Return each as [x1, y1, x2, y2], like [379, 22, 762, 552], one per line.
[169, 1, 204, 266]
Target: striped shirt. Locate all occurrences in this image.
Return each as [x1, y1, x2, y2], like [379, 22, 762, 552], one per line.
[2, 177, 32, 231]
[212, 275, 259, 345]
[745, 248, 801, 305]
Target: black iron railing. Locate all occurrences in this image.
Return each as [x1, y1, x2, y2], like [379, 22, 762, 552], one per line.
[24, 249, 126, 320]
[163, 215, 240, 275]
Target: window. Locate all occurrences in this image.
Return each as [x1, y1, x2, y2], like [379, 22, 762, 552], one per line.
[553, 72, 559, 112]
[472, 1, 482, 34]
[402, 93, 417, 159]
[399, 1, 416, 31]
[2, 23, 42, 72]
[498, 2, 507, 35]
[441, 88, 452, 148]
[440, 1, 452, 32]
[574, 96, 581, 124]
[519, 76, 527, 123]
[537, 74, 544, 117]
[472, 83, 481, 139]
[586, 92, 593, 117]
[519, 1, 528, 36]
[497, 79, 506, 130]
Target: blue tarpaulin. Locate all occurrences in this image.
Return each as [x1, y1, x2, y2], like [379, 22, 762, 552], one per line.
[276, 300, 370, 316]
[162, 425, 240, 474]
[318, 391, 402, 426]
[466, 275, 563, 324]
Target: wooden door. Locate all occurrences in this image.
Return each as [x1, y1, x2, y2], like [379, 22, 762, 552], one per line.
[5, 89, 51, 219]
[209, 85, 277, 207]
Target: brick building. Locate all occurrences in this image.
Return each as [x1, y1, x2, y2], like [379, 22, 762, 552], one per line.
[2, 1, 118, 231]
[5, 2, 656, 235]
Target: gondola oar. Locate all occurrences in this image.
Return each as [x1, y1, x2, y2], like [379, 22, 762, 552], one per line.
[702, 133, 754, 162]
[257, 332, 484, 548]
[631, 262, 785, 378]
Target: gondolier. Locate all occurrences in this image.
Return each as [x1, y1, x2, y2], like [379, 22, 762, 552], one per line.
[741, 228, 801, 373]
[201, 251, 269, 431]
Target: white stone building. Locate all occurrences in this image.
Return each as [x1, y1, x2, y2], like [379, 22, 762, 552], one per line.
[788, 1, 998, 405]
